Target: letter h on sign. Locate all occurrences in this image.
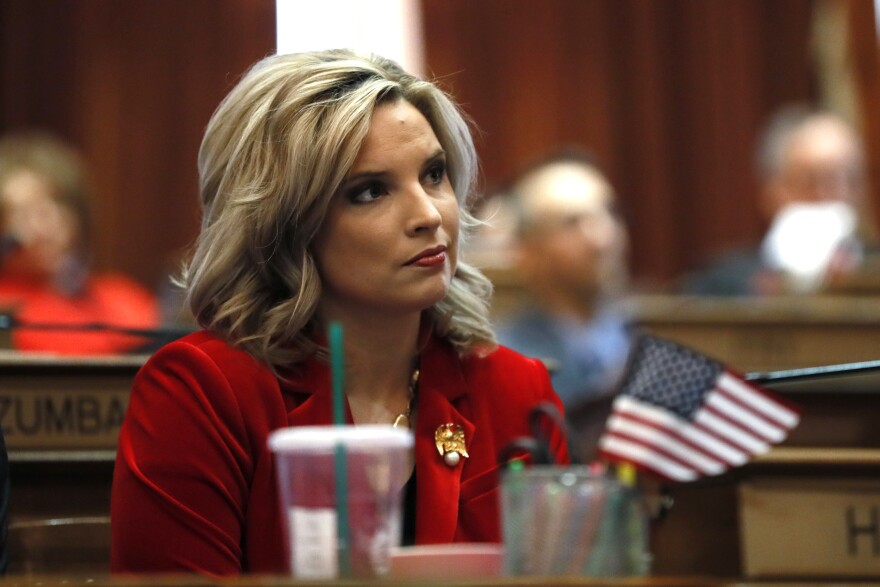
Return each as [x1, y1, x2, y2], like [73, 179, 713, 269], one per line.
[846, 506, 879, 556]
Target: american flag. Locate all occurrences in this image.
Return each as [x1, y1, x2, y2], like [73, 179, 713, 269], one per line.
[597, 335, 800, 482]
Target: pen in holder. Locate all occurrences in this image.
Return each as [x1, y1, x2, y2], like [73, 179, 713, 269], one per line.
[500, 464, 651, 577]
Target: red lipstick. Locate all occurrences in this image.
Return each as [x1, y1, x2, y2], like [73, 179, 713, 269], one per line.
[406, 245, 447, 267]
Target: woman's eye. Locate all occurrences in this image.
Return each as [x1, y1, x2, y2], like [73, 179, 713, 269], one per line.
[350, 182, 386, 203]
[426, 163, 446, 185]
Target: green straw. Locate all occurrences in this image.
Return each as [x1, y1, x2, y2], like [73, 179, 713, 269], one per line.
[329, 322, 351, 577]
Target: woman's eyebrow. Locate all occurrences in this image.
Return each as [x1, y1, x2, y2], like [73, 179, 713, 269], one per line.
[342, 169, 388, 186]
[345, 148, 447, 184]
[424, 148, 446, 163]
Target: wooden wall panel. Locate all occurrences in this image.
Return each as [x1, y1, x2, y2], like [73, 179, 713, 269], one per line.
[0, 0, 275, 289]
[422, 0, 819, 286]
[848, 0, 880, 237]
[0, 0, 854, 290]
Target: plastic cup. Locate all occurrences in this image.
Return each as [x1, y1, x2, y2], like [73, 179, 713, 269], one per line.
[268, 425, 413, 579]
[500, 465, 651, 576]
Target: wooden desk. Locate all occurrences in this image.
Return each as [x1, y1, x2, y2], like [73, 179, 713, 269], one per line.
[628, 298, 880, 579]
[0, 574, 877, 586]
[630, 294, 880, 372]
[651, 384, 880, 579]
[0, 352, 144, 574]
[0, 351, 143, 453]
[3, 327, 880, 580]
[0, 575, 787, 586]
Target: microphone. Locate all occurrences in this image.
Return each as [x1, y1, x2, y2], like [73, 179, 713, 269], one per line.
[0, 316, 194, 340]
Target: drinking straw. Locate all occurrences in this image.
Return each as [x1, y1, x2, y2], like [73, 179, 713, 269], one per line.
[329, 322, 351, 577]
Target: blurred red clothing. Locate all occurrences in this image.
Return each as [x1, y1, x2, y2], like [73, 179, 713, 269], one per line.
[0, 273, 159, 354]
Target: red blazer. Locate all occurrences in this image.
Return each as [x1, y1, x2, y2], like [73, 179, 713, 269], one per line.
[111, 330, 569, 575]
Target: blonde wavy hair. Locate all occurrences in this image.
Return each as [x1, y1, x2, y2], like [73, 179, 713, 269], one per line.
[184, 50, 496, 369]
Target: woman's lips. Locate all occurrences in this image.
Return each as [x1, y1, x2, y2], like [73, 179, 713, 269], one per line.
[406, 245, 447, 267]
[411, 251, 446, 267]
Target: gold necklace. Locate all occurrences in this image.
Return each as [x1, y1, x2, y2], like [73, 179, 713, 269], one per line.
[392, 368, 419, 429]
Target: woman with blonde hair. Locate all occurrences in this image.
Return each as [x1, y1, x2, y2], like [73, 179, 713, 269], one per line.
[111, 49, 567, 575]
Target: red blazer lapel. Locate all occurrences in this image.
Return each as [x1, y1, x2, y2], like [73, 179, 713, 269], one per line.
[413, 337, 474, 545]
[283, 360, 354, 427]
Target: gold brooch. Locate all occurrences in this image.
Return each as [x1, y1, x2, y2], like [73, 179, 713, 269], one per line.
[435, 423, 468, 467]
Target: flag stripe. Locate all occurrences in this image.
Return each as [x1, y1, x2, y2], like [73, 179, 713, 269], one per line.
[605, 415, 727, 475]
[692, 416, 758, 456]
[612, 395, 679, 429]
[612, 399, 747, 466]
[704, 392, 785, 442]
[599, 436, 699, 482]
[614, 406, 745, 468]
[614, 411, 743, 468]
[601, 428, 698, 475]
[719, 372, 800, 427]
[701, 399, 777, 446]
[702, 400, 770, 452]
[694, 409, 769, 454]
[613, 396, 749, 465]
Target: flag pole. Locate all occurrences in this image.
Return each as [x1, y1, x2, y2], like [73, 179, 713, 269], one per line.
[746, 359, 880, 385]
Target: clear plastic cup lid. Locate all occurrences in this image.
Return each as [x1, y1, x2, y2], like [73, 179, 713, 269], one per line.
[268, 424, 413, 453]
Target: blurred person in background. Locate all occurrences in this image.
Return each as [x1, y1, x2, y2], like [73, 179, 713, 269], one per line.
[493, 150, 635, 460]
[682, 105, 868, 296]
[0, 132, 159, 354]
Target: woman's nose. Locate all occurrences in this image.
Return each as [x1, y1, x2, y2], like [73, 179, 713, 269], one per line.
[405, 187, 443, 234]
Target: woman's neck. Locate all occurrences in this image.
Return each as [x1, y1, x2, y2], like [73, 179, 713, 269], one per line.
[318, 307, 423, 424]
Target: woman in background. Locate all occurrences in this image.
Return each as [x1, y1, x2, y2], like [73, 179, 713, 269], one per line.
[0, 133, 158, 354]
[111, 50, 568, 575]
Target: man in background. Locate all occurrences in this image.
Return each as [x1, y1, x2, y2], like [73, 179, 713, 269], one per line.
[683, 105, 868, 296]
[493, 151, 634, 460]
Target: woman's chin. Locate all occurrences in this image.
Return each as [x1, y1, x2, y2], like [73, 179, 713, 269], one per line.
[403, 286, 450, 314]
